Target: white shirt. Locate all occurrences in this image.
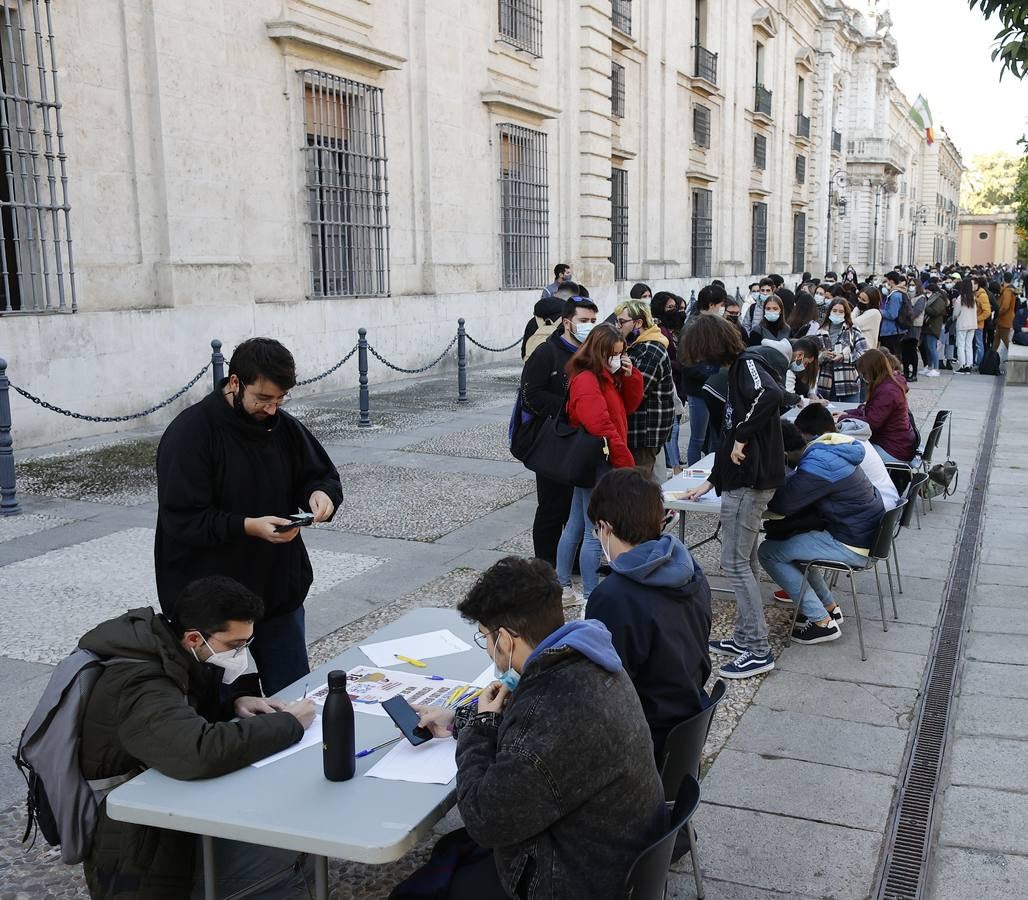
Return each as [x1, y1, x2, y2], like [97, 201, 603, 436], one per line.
[859, 443, 899, 510]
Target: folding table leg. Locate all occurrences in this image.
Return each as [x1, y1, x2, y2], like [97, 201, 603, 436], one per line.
[315, 855, 329, 900]
[202, 834, 218, 900]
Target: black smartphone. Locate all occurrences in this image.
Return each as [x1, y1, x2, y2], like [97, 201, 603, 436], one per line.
[273, 512, 315, 533]
[381, 696, 433, 746]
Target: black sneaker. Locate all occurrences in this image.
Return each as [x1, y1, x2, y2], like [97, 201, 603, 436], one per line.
[719, 650, 775, 679]
[709, 638, 748, 657]
[828, 606, 844, 626]
[791, 619, 842, 644]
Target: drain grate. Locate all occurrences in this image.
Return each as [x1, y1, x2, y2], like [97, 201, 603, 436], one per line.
[874, 381, 1004, 899]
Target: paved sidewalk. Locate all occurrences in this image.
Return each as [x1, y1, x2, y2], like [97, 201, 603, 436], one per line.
[0, 362, 1018, 898]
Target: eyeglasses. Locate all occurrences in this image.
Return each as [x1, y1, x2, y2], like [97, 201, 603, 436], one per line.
[474, 627, 518, 650]
[615, 318, 636, 328]
[204, 633, 255, 657]
[245, 389, 290, 409]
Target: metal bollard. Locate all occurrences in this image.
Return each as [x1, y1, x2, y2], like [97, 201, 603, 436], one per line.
[210, 339, 225, 390]
[357, 328, 371, 428]
[735, 285, 742, 301]
[0, 357, 21, 516]
[689, 289, 696, 305]
[457, 318, 468, 403]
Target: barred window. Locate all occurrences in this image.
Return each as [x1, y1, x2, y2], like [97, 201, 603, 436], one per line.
[0, 1, 76, 314]
[611, 62, 625, 118]
[753, 133, 767, 170]
[498, 0, 543, 57]
[691, 189, 712, 277]
[610, 168, 628, 281]
[302, 70, 390, 298]
[752, 202, 768, 274]
[795, 154, 806, 185]
[693, 105, 711, 148]
[612, 0, 632, 35]
[792, 211, 806, 274]
[498, 123, 549, 290]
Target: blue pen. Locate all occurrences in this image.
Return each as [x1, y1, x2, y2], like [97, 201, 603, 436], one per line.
[355, 736, 403, 759]
[427, 675, 445, 681]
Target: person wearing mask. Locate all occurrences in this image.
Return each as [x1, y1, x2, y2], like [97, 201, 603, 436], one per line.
[520, 294, 566, 362]
[677, 286, 729, 464]
[652, 292, 688, 473]
[899, 280, 927, 382]
[954, 277, 979, 373]
[520, 296, 600, 566]
[747, 294, 790, 346]
[813, 282, 831, 316]
[555, 324, 644, 603]
[613, 299, 676, 479]
[585, 468, 712, 763]
[743, 277, 777, 332]
[853, 285, 883, 350]
[972, 274, 992, 367]
[741, 282, 762, 323]
[995, 271, 1018, 360]
[879, 271, 908, 358]
[724, 297, 748, 340]
[816, 299, 868, 404]
[787, 337, 824, 404]
[154, 338, 344, 695]
[921, 279, 948, 376]
[843, 267, 859, 285]
[630, 282, 652, 300]
[679, 317, 785, 679]
[839, 349, 917, 464]
[80, 577, 316, 899]
[412, 557, 668, 900]
[540, 263, 573, 299]
[787, 292, 821, 339]
[823, 271, 839, 288]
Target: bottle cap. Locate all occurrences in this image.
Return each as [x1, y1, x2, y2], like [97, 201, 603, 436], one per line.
[327, 670, 347, 691]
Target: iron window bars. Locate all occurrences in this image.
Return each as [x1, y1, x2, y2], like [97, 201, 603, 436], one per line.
[752, 202, 768, 274]
[498, 123, 548, 290]
[610, 167, 627, 281]
[832, 129, 842, 153]
[302, 70, 390, 298]
[795, 154, 806, 184]
[612, 0, 632, 35]
[0, 0, 76, 314]
[498, 0, 543, 57]
[753, 133, 767, 170]
[694, 44, 718, 85]
[755, 83, 772, 116]
[611, 62, 625, 118]
[792, 211, 806, 274]
[691, 188, 712, 277]
[796, 113, 810, 139]
[693, 105, 711, 148]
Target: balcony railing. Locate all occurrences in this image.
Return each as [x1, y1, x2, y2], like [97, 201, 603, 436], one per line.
[796, 113, 810, 139]
[846, 136, 906, 174]
[754, 84, 772, 116]
[694, 44, 718, 85]
[831, 129, 842, 153]
[612, 0, 631, 35]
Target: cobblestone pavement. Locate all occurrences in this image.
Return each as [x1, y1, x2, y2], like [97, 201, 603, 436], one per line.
[2, 359, 1007, 900]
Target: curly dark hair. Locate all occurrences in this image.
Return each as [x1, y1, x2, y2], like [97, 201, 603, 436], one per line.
[457, 557, 564, 646]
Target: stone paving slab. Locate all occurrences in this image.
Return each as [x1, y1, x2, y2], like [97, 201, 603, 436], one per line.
[976, 563, 1028, 587]
[701, 749, 895, 831]
[15, 439, 158, 506]
[969, 585, 1028, 609]
[839, 619, 936, 656]
[959, 659, 1028, 699]
[859, 591, 944, 626]
[964, 630, 1028, 665]
[953, 694, 1028, 741]
[928, 847, 1028, 900]
[938, 785, 1028, 857]
[946, 735, 1026, 792]
[666, 877, 822, 900]
[774, 642, 928, 689]
[753, 670, 917, 729]
[0, 512, 75, 543]
[401, 420, 513, 461]
[970, 604, 1028, 634]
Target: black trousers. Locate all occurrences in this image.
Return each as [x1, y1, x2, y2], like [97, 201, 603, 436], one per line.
[446, 854, 507, 899]
[532, 474, 573, 567]
[900, 336, 920, 378]
[879, 333, 903, 360]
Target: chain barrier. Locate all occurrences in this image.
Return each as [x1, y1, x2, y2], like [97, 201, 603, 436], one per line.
[294, 343, 360, 386]
[366, 333, 459, 374]
[465, 334, 521, 353]
[9, 363, 212, 423]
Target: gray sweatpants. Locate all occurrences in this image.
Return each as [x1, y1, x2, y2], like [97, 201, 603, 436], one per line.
[719, 487, 775, 655]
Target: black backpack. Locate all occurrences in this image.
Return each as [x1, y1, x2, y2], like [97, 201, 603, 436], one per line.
[896, 291, 915, 329]
[979, 347, 1002, 376]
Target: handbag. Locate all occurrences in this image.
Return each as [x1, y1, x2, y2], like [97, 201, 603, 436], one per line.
[521, 386, 611, 488]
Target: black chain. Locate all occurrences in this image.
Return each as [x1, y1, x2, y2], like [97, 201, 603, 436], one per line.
[367, 334, 458, 374]
[295, 343, 359, 386]
[10, 363, 211, 422]
[465, 334, 521, 353]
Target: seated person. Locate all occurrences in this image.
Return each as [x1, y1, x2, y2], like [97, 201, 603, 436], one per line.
[79, 576, 316, 900]
[757, 429, 884, 645]
[413, 557, 667, 900]
[584, 467, 712, 763]
[838, 348, 917, 464]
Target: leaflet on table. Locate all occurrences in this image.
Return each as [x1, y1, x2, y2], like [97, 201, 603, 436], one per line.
[364, 736, 458, 785]
[663, 489, 719, 504]
[307, 666, 479, 717]
[358, 629, 472, 667]
[251, 715, 323, 768]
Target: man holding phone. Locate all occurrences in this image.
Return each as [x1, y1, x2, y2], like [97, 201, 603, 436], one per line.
[155, 337, 344, 694]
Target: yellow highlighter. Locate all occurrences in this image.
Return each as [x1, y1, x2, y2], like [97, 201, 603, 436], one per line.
[395, 653, 427, 668]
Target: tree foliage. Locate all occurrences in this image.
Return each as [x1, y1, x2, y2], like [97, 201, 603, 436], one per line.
[1014, 149, 1028, 261]
[968, 1, 1028, 79]
[961, 151, 1023, 212]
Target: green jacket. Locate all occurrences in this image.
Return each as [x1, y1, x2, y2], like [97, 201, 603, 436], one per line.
[78, 608, 303, 899]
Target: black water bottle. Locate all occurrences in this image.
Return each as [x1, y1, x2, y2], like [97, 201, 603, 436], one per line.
[322, 670, 356, 781]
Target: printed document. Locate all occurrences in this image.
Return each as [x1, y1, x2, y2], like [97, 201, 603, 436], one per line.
[358, 629, 472, 667]
[365, 736, 458, 784]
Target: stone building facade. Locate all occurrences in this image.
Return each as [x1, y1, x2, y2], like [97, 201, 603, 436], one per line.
[0, 0, 961, 447]
[957, 212, 1022, 266]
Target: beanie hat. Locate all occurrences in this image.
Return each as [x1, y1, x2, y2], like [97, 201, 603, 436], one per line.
[760, 338, 792, 366]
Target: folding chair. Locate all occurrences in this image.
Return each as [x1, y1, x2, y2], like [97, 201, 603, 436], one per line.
[885, 463, 920, 529]
[891, 472, 929, 595]
[624, 776, 702, 900]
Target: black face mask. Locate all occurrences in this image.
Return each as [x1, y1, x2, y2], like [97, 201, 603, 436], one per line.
[663, 310, 686, 329]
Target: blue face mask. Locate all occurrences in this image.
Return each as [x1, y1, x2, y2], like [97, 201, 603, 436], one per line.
[493, 631, 521, 691]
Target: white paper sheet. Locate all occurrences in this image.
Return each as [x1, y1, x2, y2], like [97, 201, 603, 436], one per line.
[308, 666, 481, 718]
[364, 737, 458, 784]
[471, 664, 496, 688]
[251, 715, 323, 768]
[358, 629, 472, 667]
[663, 488, 719, 504]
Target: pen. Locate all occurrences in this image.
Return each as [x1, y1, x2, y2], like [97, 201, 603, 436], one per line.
[426, 675, 445, 681]
[395, 654, 427, 668]
[355, 736, 403, 759]
[444, 685, 468, 706]
[303, 681, 309, 699]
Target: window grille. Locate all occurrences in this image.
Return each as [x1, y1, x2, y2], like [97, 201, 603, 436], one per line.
[795, 154, 806, 184]
[302, 70, 390, 298]
[753, 133, 767, 170]
[694, 44, 718, 85]
[752, 202, 768, 274]
[832, 129, 842, 153]
[0, 0, 76, 314]
[498, 0, 543, 57]
[610, 168, 628, 281]
[612, 0, 632, 35]
[792, 211, 806, 274]
[691, 189, 712, 277]
[755, 84, 772, 116]
[796, 113, 810, 139]
[611, 62, 625, 118]
[693, 105, 711, 148]
[498, 123, 548, 289]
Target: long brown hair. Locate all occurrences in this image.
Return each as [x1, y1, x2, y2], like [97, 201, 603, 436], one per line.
[566, 323, 625, 381]
[821, 298, 853, 328]
[678, 314, 746, 366]
[858, 286, 882, 310]
[856, 348, 907, 400]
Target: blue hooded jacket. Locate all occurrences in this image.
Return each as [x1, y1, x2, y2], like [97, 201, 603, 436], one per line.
[584, 534, 712, 762]
[768, 433, 884, 550]
[525, 619, 622, 673]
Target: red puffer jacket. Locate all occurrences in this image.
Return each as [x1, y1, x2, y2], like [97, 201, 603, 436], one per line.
[567, 367, 645, 468]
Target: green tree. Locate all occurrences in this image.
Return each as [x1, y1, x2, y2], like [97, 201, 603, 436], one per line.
[969, 1, 1028, 79]
[1014, 152, 1028, 261]
[961, 151, 1022, 212]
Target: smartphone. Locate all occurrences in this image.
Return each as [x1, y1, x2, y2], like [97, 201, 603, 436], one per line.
[273, 512, 315, 533]
[381, 696, 433, 746]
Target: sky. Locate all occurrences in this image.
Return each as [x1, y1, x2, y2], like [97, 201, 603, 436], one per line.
[886, 0, 1028, 164]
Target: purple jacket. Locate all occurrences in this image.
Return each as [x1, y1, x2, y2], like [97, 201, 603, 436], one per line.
[841, 375, 916, 462]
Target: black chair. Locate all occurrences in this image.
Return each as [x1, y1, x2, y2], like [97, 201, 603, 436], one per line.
[624, 775, 702, 900]
[913, 422, 945, 511]
[885, 463, 920, 529]
[891, 472, 929, 594]
[657, 680, 729, 900]
[785, 500, 907, 661]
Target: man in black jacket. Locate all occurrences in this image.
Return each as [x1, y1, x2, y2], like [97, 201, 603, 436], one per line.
[154, 338, 344, 695]
[519, 296, 599, 567]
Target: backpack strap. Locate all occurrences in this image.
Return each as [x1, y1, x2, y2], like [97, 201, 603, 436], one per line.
[87, 769, 144, 802]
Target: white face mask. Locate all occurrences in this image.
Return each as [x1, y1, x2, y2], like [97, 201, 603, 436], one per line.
[829, 313, 845, 325]
[573, 322, 594, 343]
[764, 310, 780, 323]
[606, 355, 622, 373]
[717, 306, 726, 317]
[790, 361, 806, 373]
[193, 636, 251, 684]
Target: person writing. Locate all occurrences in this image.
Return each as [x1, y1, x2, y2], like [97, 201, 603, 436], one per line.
[838, 349, 917, 465]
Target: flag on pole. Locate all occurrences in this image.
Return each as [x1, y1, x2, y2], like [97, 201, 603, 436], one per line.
[909, 95, 934, 145]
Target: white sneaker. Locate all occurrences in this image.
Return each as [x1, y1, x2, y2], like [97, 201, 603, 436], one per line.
[561, 585, 583, 606]
[924, 369, 940, 377]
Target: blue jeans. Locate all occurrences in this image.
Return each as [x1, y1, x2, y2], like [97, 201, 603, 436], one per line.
[873, 444, 911, 465]
[556, 485, 602, 598]
[924, 334, 940, 369]
[250, 606, 310, 696]
[758, 531, 869, 622]
[974, 328, 984, 366]
[832, 392, 860, 405]
[721, 487, 775, 655]
[664, 416, 682, 469]
[686, 395, 711, 466]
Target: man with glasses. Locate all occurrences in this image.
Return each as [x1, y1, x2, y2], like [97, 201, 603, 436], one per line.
[79, 576, 316, 899]
[155, 337, 344, 694]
